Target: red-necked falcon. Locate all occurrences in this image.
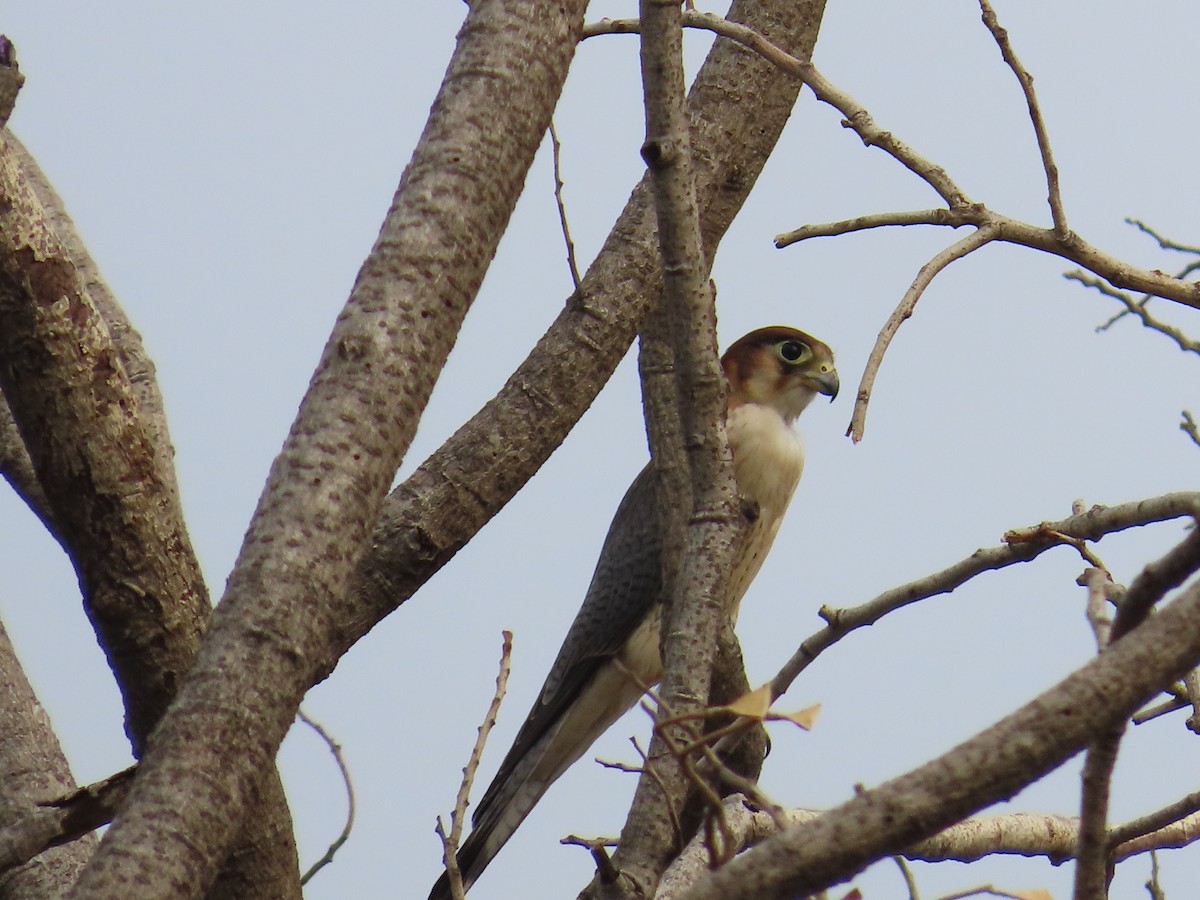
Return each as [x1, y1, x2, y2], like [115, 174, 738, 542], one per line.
[431, 326, 838, 898]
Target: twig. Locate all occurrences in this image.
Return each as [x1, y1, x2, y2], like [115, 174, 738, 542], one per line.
[1096, 219, 1200, 330]
[1066, 271, 1200, 356]
[561, 835, 621, 884]
[1109, 790, 1200, 850]
[1131, 681, 1192, 725]
[893, 855, 920, 900]
[547, 120, 582, 291]
[1127, 218, 1200, 256]
[1112, 527, 1200, 642]
[978, 0, 1067, 236]
[435, 631, 513, 900]
[1077, 567, 1115, 651]
[583, 12, 968, 208]
[1185, 667, 1200, 732]
[847, 224, 999, 442]
[297, 710, 356, 885]
[1181, 411, 1200, 449]
[1146, 850, 1165, 900]
[771, 493, 1200, 701]
[935, 887, 1031, 900]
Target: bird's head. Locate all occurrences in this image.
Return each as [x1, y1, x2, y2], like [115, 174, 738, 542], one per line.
[721, 326, 839, 425]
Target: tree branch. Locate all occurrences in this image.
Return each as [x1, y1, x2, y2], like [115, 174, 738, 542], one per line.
[680, 567, 1200, 899]
[0, 127, 300, 899]
[977, 0, 1066, 236]
[847, 224, 1000, 442]
[65, 1, 589, 895]
[771, 493, 1200, 701]
[333, 0, 829, 680]
[605, 0, 741, 893]
[659, 795, 1200, 897]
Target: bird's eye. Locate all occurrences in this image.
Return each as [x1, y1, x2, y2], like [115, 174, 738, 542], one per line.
[777, 340, 808, 364]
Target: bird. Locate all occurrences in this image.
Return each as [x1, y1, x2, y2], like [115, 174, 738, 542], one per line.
[431, 325, 838, 899]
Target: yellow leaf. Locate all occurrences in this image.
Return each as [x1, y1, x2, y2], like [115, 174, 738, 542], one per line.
[1014, 890, 1053, 900]
[722, 684, 773, 719]
[776, 703, 821, 730]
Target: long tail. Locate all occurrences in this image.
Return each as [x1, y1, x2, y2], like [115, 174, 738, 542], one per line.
[429, 655, 652, 898]
[428, 730, 560, 900]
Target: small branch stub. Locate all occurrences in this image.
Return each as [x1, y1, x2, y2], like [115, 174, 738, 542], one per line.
[640, 138, 676, 168]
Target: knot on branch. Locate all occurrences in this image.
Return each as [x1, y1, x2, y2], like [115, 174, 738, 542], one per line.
[640, 138, 679, 169]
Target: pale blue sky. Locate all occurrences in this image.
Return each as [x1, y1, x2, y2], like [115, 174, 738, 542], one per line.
[3, 2, 1198, 897]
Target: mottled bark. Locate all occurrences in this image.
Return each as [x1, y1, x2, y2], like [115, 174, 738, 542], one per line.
[0, 127, 301, 899]
[64, 1, 588, 896]
[0, 621, 94, 898]
[341, 0, 830, 664]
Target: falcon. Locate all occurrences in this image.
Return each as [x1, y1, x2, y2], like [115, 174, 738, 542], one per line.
[431, 326, 838, 898]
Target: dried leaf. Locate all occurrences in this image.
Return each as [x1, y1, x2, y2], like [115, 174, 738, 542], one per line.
[775, 703, 821, 730]
[722, 684, 773, 719]
[1014, 890, 1053, 900]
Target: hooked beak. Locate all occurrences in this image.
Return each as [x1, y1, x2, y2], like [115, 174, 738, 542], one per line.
[812, 367, 840, 402]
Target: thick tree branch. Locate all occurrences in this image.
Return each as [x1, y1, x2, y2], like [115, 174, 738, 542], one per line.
[658, 796, 1200, 896]
[606, 0, 741, 894]
[334, 0, 828, 668]
[0, 130, 208, 752]
[0, 619, 96, 895]
[679, 551, 1200, 898]
[1073, 527, 1200, 897]
[65, 2, 589, 896]
[0, 126, 300, 897]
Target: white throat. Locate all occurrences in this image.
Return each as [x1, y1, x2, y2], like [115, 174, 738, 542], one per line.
[724, 402, 806, 614]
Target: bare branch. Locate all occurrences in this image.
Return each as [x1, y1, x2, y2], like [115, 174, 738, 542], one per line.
[584, 11, 968, 207]
[435, 632, 512, 900]
[0, 767, 133, 877]
[1109, 790, 1200, 851]
[781, 206, 1200, 311]
[892, 855, 920, 900]
[1073, 725, 1121, 899]
[1182, 411, 1200, 449]
[1078, 567, 1115, 652]
[608, 0, 740, 892]
[772, 493, 1200, 711]
[847, 224, 999, 442]
[297, 711, 356, 887]
[1127, 218, 1200, 256]
[67, 2, 590, 893]
[1066, 270, 1200, 356]
[977, 0, 1066, 236]
[547, 121, 582, 291]
[776, 208, 967, 243]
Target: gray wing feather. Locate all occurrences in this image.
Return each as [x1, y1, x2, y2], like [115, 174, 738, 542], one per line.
[473, 463, 662, 820]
